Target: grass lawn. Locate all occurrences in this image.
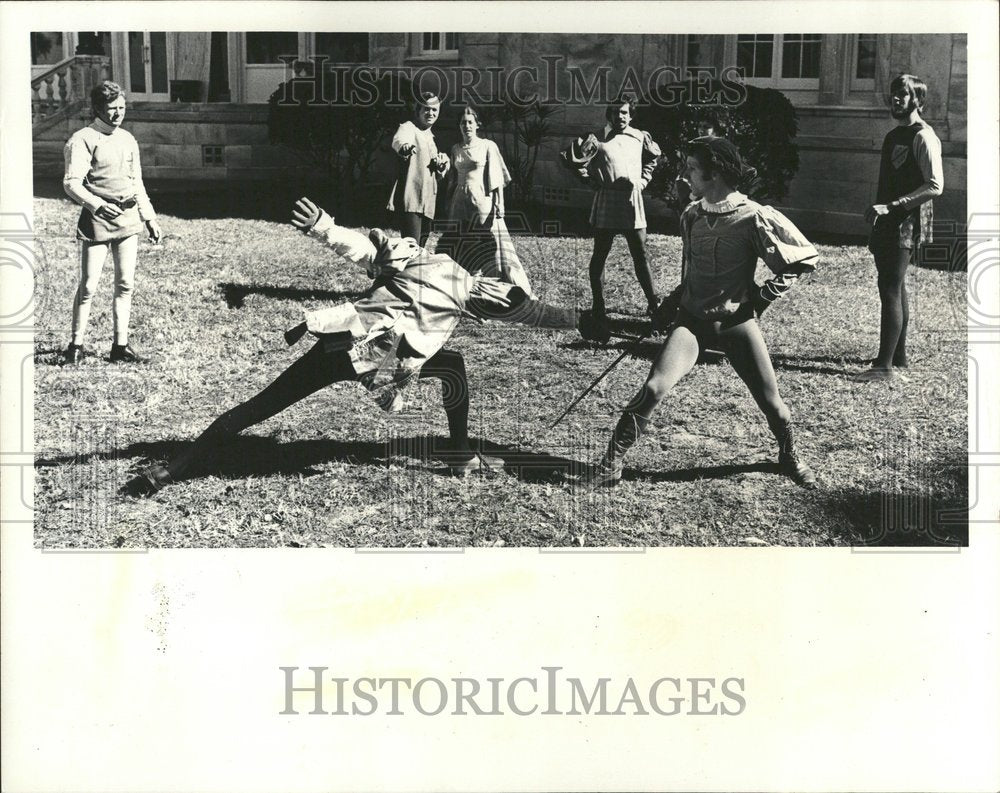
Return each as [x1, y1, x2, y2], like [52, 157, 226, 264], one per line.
[33, 196, 968, 548]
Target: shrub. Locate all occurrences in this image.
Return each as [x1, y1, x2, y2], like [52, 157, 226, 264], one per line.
[633, 79, 800, 206]
[267, 66, 412, 214]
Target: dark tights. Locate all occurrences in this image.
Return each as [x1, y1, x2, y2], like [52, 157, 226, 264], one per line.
[873, 247, 911, 368]
[589, 228, 657, 314]
[626, 314, 791, 437]
[398, 212, 433, 248]
[166, 343, 470, 480]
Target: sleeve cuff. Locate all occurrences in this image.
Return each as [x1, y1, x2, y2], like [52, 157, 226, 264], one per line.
[307, 210, 334, 237]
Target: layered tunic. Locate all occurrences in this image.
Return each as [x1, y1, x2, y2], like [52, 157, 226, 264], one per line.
[678, 194, 819, 320]
[386, 120, 444, 218]
[562, 126, 661, 230]
[63, 118, 156, 241]
[304, 214, 560, 411]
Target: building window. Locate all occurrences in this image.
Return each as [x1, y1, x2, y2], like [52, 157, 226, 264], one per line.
[781, 34, 821, 78]
[686, 35, 702, 67]
[855, 34, 877, 79]
[202, 145, 224, 166]
[419, 32, 458, 56]
[30, 32, 65, 66]
[735, 33, 822, 86]
[543, 186, 571, 204]
[314, 32, 369, 63]
[246, 32, 299, 64]
[736, 34, 775, 78]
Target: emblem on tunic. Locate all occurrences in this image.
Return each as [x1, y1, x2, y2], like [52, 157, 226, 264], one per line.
[891, 144, 909, 169]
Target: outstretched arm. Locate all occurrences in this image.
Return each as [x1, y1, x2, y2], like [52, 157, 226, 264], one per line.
[291, 197, 378, 269]
[391, 122, 417, 159]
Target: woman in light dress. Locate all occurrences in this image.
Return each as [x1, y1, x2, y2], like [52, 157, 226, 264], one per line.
[438, 107, 532, 295]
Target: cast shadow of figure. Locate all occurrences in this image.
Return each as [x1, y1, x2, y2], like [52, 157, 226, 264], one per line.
[219, 282, 364, 309]
[36, 435, 589, 487]
[618, 460, 776, 484]
[769, 353, 871, 378]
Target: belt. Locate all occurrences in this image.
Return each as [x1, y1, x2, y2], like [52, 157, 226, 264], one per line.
[107, 196, 138, 210]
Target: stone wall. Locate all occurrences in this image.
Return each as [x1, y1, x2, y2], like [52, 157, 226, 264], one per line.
[33, 33, 967, 238]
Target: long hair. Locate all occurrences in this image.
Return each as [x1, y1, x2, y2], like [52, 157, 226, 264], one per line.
[890, 73, 928, 113]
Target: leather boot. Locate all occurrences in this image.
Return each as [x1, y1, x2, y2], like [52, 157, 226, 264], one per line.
[63, 343, 84, 365]
[578, 308, 611, 343]
[110, 343, 144, 364]
[121, 464, 173, 497]
[586, 411, 649, 487]
[774, 422, 817, 488]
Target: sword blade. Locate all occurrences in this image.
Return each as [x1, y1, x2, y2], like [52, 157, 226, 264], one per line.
[548, 335, 648, 430]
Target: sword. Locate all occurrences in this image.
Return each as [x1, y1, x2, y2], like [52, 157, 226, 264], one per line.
[548, 333, 650, 430]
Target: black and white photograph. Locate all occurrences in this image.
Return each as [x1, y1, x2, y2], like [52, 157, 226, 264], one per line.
[2, 2, 998, 792]
[27, 26, 971, 548]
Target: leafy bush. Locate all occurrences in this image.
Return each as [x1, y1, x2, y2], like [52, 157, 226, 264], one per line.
[267, 66, 412, 212]
[633, 79, 800, 205]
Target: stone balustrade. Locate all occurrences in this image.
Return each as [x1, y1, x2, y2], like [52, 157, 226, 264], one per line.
[31, 55, 110, 126]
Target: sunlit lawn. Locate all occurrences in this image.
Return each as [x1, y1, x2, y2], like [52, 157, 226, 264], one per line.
[33, 196, 968, 548]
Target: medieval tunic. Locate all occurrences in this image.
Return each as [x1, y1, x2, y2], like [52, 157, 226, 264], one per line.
[869, 120, 944, 251]
[678, 193, 819, 321]
[63, 118, 156, 242]
[304, 214, 564, 411]
[563, 126, 661, 230]
[386, 120, 443, 219]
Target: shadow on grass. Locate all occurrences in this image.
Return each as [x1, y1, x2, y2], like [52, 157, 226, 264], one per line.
[220, 282, 363, 309]
[560, 337, 727, 366]
[813, 486, 968, 547]
[770, 353, 868, 377]
[36, 435, 588, 486]
[620, 460, 776, 483]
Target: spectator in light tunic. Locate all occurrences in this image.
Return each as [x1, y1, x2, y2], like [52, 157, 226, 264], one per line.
[386, 92, 450, 247]
[562, 96, 662, 321]
[62, 80, 161, 365]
